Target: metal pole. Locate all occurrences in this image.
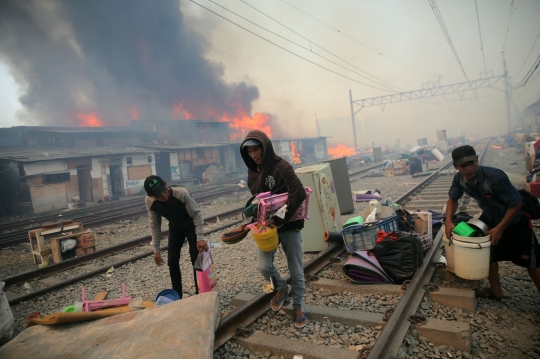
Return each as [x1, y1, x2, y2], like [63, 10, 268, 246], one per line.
[502, 51, 512, 133]
[349, 89, 358, 149]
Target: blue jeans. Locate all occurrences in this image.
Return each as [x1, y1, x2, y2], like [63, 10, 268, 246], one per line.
[257, 229, 305, 309]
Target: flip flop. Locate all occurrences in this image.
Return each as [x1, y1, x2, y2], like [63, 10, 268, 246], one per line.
[475, 287, 504, 301]
[294, 311, 309, 329]
[270, 286, 290, 312]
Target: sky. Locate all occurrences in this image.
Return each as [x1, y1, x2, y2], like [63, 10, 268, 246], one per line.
[1, 0, 540, 149]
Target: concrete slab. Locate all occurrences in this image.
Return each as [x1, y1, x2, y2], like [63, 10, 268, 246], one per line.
[76, 264, 103, 271]
[237, 331, 360, 359]
[233, 293, 471, 352]
[426, 287, 476, 314]
[0, 291, 220, 359]
[138, 246, 155, 252]
[38, 276, 65, 286]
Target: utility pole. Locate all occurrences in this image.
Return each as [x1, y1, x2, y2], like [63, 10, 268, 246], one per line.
[349, 89, 358, 150]
[502, 51, 512, 134]
[314, 113, 321, 137]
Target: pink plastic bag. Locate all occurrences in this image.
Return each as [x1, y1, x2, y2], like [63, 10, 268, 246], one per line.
[257, 187, 312, 224]
[195, 250, 218, 293]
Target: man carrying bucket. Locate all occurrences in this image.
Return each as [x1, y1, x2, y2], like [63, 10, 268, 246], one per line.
[445, 145, 540, 300]
[240, 130, 308, 328]
[144, 175, 209, 298]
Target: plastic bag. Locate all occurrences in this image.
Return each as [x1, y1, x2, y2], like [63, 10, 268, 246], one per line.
[61, 239, 77, 252]
[194, 250, 217, 293]
[0, 282, 14, 346]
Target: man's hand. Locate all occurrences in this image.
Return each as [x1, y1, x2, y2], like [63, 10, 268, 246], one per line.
[487, 226, 504, 246]
[154, 252, 164, 266]
[444, 221, 455, 240]
[197, 240, 209, 251]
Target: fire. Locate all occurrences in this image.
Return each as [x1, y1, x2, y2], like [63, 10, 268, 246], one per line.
[76, 112, 103, 127]
[130, 107, 139, 119]
[226, 112, 272, 140]
[291, 142, 301, 164]
[328, 144, 357, 158]
[172, 101, 194, 119]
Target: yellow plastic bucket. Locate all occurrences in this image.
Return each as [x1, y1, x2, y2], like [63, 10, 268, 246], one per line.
[251, 225, 279, 252]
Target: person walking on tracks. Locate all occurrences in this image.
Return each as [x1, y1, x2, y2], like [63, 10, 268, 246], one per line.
[144, 175, 208, 298]
[445, 145, 540, 300]
[240, 130, 309, 328]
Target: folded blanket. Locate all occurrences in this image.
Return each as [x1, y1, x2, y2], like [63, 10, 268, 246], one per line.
[342, 251, 394, 284]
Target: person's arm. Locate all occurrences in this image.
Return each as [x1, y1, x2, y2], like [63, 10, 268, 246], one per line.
[445, 197, 458, 239]
[177, 188, 209, 251]
[488, 202, 522, 245]
[145, 196, 164, 266]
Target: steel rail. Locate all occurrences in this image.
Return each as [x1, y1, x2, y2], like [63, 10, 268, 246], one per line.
[3, 207, 245, 289]
[367, 141, 488, 359]
[214, 242, 345, 348]
[7, 210, 246, 305]
[0, 186, 247, 248]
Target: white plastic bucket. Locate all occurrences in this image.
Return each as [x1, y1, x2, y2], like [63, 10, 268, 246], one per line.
[452, 237, 491, 280]
[452, 233, 491, 244]
[442, 232, 455, 273]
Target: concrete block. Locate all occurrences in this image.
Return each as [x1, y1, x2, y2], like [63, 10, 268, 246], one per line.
[0, 291, 220, 359]
[416, 318, 471, 353]
[237, 331, 359, 359]
[426, 287, 476, 314]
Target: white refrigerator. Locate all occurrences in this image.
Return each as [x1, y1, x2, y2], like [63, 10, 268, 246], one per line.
[295, 163, 342, 252]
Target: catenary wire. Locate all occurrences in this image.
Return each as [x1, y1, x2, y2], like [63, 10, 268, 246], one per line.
[513, 54, 540, 89]
[280, 0, 439, 79]
[428, 0, 470, 83]
[239, 0, 403, 93]
[206, 0, 398, 92]
[515, 29, 540, 77]
[502, 0, 515, 51]
[189, 0, 393, 92]
[474, 0, 487, 72]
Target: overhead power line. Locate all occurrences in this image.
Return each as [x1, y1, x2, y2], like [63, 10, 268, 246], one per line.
[428, 0, 470, 83]
[189, 0, 393, 92]
[206, 0, 398, 92]
[515, 29, 540, 76]
[238, 0, 402, 92]
[280, 0, 438, 78]
[474, 0, 487, 72]
[513, 53, 540, 89]
[502, 0, 515, 51]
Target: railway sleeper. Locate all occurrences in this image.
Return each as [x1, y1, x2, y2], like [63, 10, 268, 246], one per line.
[232, 293, 471, 354]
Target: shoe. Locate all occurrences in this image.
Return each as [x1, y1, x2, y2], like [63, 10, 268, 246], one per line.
[270, 288, 290, 312]
[475, 287, 504, 301]
[294, 311, 309, 329]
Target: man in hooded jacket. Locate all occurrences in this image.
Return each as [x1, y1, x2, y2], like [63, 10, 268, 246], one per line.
[240, 130, 308, 329]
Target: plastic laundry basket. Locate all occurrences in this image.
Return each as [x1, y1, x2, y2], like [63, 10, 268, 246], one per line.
[251, 225, 279, 252]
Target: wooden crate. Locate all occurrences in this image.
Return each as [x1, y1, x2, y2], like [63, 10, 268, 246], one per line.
[28, 222, 84, 264]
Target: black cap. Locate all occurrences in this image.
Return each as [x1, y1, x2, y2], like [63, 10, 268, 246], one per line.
[144, 175, 167, 197]
[242, 139, 261, 148]
[452, 145, 478, 166]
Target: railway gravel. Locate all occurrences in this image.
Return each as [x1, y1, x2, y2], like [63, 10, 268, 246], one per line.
[2, 148, 539, 359]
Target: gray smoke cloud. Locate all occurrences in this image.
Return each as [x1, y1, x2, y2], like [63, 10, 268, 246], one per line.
[0, 0, 261, 126]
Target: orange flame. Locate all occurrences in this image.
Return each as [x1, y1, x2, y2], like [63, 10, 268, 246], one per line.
[328, 144, 356, 158]
[76, 112, 103, 127]
[172, 101, 194, 119]
[291, 143, 301, 164]
[226, 112, 272, 141]
[130, 107, 139, 120]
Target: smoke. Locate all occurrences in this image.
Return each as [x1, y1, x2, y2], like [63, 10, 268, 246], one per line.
[0, 0, 261, 126]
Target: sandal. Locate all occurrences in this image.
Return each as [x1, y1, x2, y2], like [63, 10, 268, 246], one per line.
[270, 288, 290, 312]
[294, 311, 309, 329]
[475, 287, 504, 301]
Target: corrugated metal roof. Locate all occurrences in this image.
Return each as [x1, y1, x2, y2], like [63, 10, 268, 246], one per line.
[0, 147, 155, 162]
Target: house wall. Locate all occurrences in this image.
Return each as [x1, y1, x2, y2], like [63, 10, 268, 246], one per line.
[170, 152, 180, 181]
[122, 153, 156, 196]
[27, 175, 68, 213]
[0, 161, 22, 214]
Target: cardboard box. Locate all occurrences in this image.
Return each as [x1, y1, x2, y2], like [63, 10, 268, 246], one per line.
[385, 168, 394, 177]
[412, 212, 432, 239]
[76, 232, 95, 249]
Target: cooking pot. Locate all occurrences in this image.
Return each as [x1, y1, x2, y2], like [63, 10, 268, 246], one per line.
[467, 218, 489, 236]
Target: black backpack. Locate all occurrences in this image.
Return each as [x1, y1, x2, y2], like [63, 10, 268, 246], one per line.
[519, 190, 540, 219]
[395, 208, 415, 232]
